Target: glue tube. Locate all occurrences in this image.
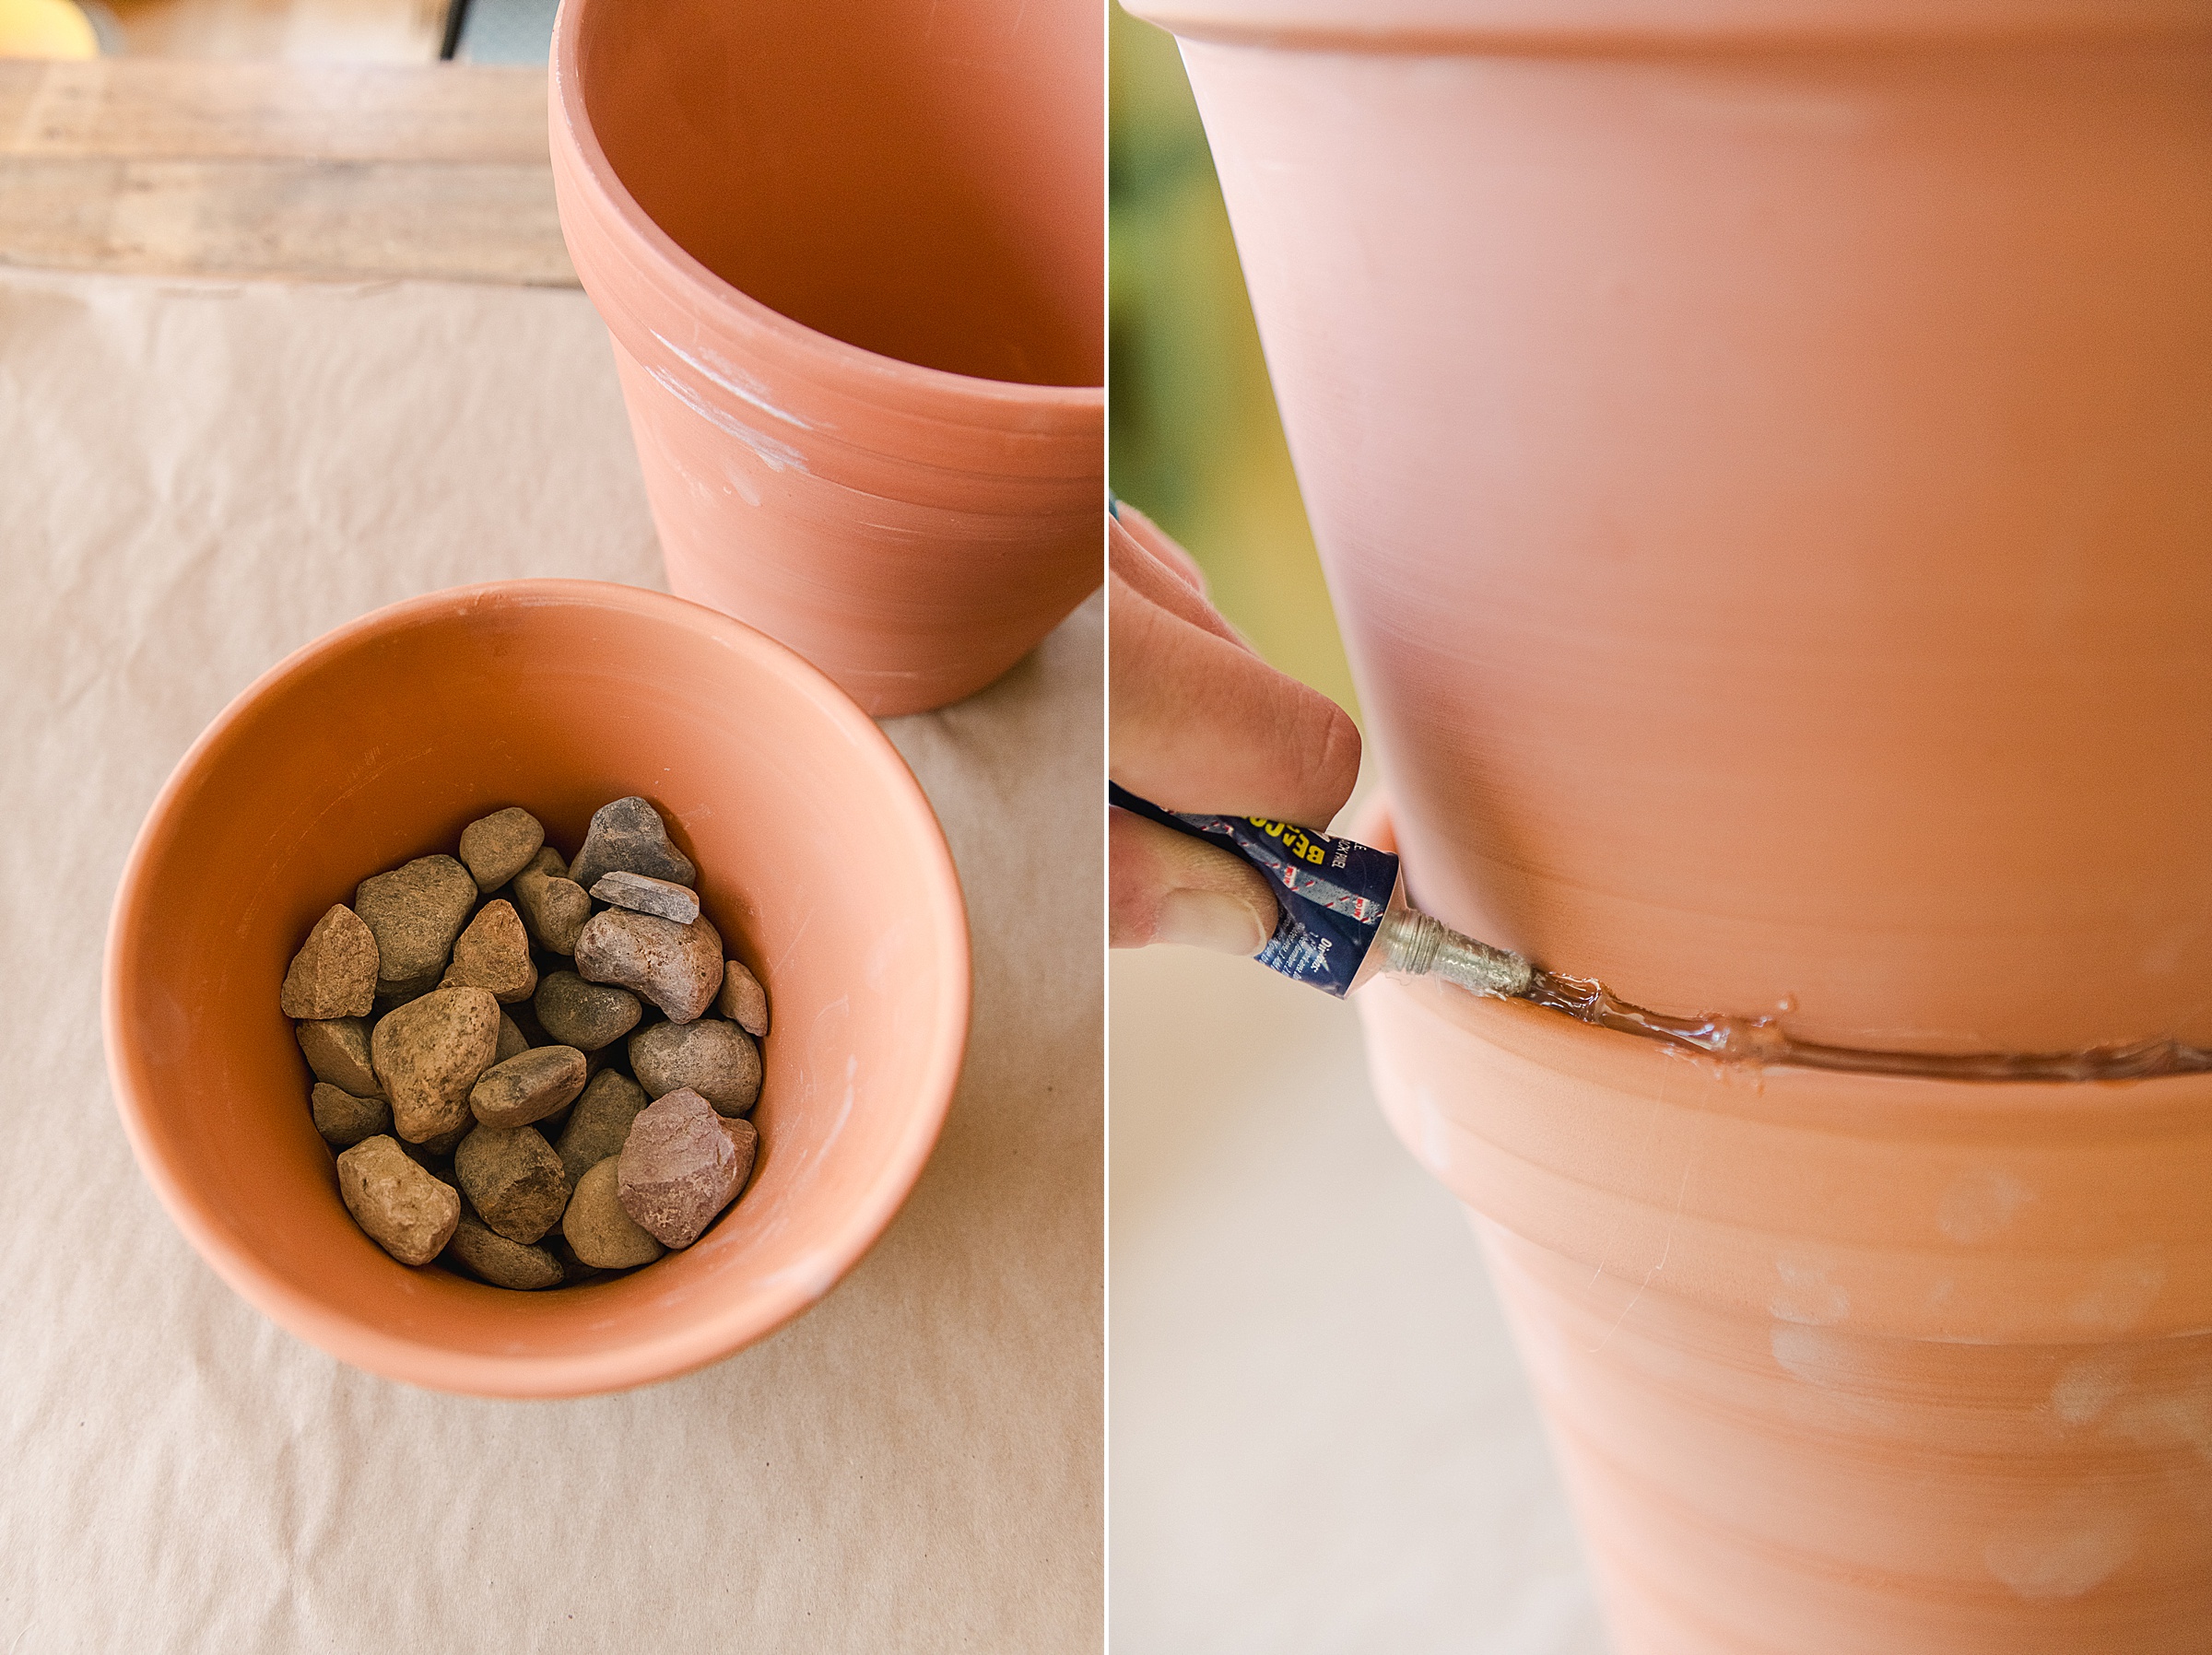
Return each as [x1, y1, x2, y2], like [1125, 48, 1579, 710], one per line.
[1110, 782, 1534, 1001]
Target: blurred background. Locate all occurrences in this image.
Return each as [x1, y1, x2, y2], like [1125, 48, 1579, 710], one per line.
[1108, 6, 1604, 1650]
[1106, 2, 1350, 720]
[0, 0, 555, 64]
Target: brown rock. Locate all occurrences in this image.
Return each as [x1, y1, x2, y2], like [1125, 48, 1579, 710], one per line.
[280, 904, 380, 1019]
[511, 846, 591, 956]
[567, 795, 696, 895]
[495, 1013, 530, 1064]
[470, 1045, 588, 1128]
[311, 1081, 391, 1148]
[441, 899, 537, 1004]
[716, 958, 770, 1038]
[297, 1016, 381, 1097]
[335, 1134, 461, 1266]
[722, 1114, 759, 1197]
[534, 969, 641, 1051]
[589, 870, 700, 925]
[442, 1210, 562, 1290]
[354, 855, 477, 988]
[629, 1018, 760, 1116]
[370, 986, 500, 1144]
[457, 807, 546, 894]
[574, 910, 723, 1025]
[562, 1157, 665, 1269]
[453, 1124, 569, 1244]
[553, 1069, 649, 1184]
[617, 1088, 744, 1250]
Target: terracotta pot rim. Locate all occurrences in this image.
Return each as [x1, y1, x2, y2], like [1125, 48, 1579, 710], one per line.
[102, 579, 972, 1398]
[1130, 0, 2212, 54]
[549, 0, 1102, 421]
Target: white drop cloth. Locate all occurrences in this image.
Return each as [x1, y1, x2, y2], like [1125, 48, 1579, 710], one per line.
[0, 268, 1101, 1653]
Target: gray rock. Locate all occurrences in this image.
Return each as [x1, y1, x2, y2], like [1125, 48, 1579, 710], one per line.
[563, 1156, 665, 1269]
[454, 1124, 570, 1245]
[574, 910, 723, 1025]
[470, 1045, 588, 1128]
[336, 1135, 461, 1266]
[629, 1018, 760, 1116]
[441, 899, 537, 1004]
[511, 846, 591, 956]
[495, 1013, 530, 1064]
[311, 1082, 391, 1148]
[354, 855, 477, 988]
[442, 1210, 562, 1290]
[590, 870, 701, 925]
[553, 1070, 649, 1185]
[457, 807, 546, 894]
[617, 1088, 744, 1250]
[280, 904, 380, 1019]
[568, 796, 697, 895]
[716, 958, 770, 1038]
[370, 986, 501, 1144]
[297, 1016, 381, 1097]
[534, 969, 642, 1051]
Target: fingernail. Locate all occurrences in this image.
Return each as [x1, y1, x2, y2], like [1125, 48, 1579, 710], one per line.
[1153, 886, 1273, 957]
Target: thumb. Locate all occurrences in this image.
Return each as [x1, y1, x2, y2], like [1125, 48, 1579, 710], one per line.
[1110, 808, 1279, 955]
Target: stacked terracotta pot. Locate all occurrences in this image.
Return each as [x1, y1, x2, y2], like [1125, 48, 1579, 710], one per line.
[1127, 0, 2212, 1647]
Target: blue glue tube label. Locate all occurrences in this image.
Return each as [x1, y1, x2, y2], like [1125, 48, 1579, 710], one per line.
[1109, 782, 1399, 997]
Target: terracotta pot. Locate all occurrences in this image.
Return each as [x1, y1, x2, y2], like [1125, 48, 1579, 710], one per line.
[1358, 918, 2212, 1649]
[1135, 0, 2212, 1052]
[104, 581, 969, 1398]
[1126, 1, 2212, 1643]
[549, 0, 1103, 716]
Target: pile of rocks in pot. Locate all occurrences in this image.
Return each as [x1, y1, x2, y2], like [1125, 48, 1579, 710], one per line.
[281, 796, 772, 1289]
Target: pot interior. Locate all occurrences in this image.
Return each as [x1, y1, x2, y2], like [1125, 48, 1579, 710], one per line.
[574, 0, 1103, 389]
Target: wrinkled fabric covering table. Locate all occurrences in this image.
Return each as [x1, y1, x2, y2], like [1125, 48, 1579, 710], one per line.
[0, 269, 1101, 1653]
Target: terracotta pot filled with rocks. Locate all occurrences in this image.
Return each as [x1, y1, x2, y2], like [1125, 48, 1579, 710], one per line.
[105, 581, 970, 1398]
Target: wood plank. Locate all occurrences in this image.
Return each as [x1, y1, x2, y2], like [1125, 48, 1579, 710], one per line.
[0, 156, 576, 286]
[0, 62, 576, 285]
[0, 59, 552, 163]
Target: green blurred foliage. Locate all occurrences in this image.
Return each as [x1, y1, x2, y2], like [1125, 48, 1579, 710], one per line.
[1108, 4, 1359, 722]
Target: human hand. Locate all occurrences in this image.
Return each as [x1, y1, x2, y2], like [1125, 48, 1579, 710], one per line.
[1108, 503, 1361, 954]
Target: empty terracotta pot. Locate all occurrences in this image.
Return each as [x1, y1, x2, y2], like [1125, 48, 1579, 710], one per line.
[550, 0, 1103, 716]
[104, 581, 969, 1397]
[1128, 0, 2212, 1644]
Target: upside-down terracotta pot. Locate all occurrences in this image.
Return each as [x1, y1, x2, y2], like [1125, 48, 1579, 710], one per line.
[104, 582, 969, 1397]
[1357, 892, 2212, 1652]
[550, 0, 1102, 716]
[1126, 0, 2212, 1644]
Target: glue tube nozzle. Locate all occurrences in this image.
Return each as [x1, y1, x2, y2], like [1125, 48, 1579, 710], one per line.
[1371, 906, 1534, 1000]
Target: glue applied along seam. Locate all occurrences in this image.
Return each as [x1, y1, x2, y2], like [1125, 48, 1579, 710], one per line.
[1523, 970, 2212, 1085]
[1120, 783, 2212, 1084]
